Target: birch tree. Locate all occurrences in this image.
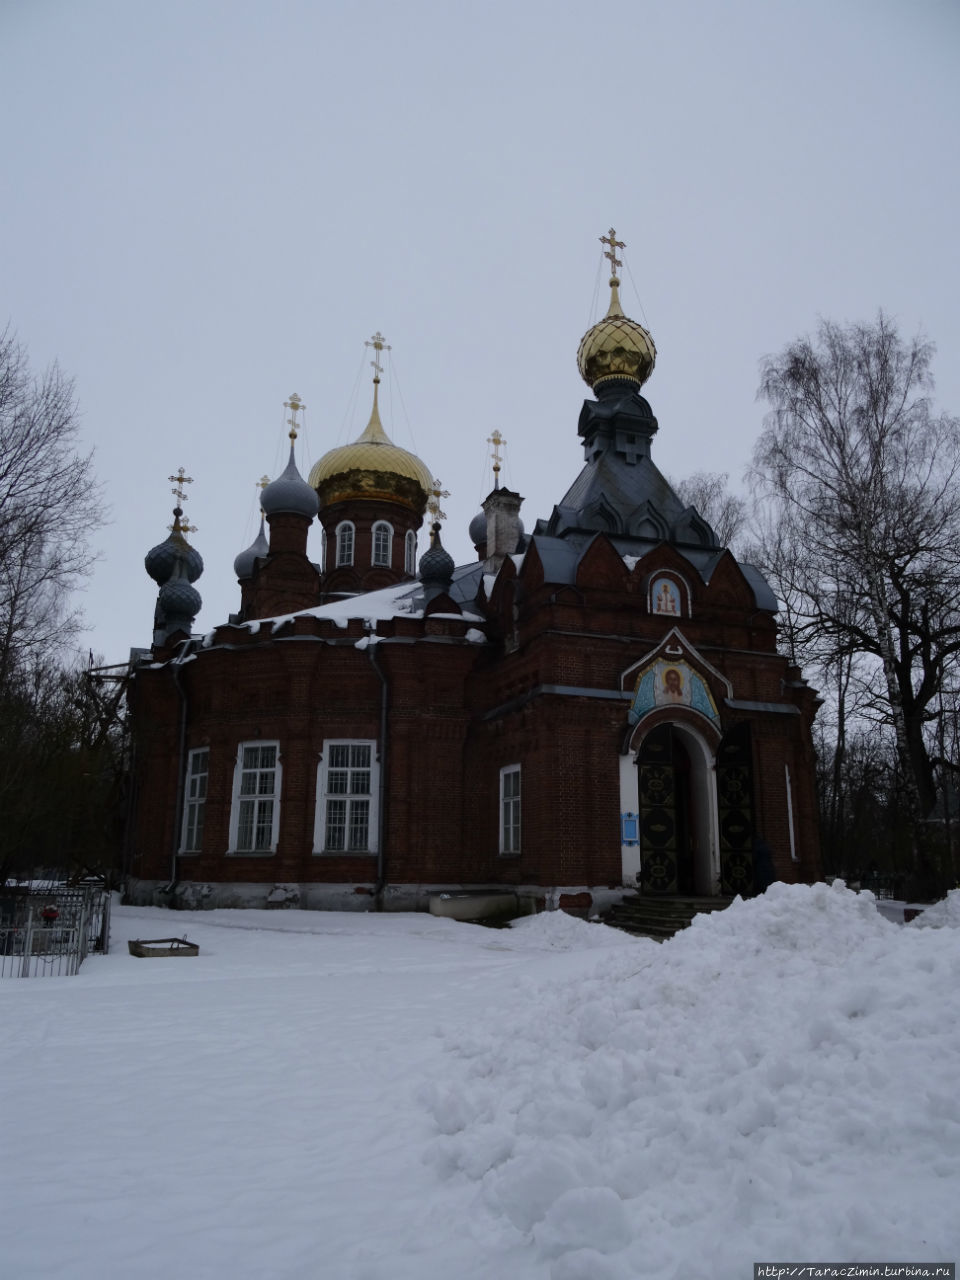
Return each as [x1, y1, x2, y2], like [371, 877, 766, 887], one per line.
[752, 314, 960, 849]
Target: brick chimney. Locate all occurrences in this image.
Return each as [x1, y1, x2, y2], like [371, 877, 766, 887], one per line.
[482, 486, 523, 573]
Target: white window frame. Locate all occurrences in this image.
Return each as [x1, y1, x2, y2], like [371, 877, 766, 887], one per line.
[228, 741, 282, 854]
[404, 529, 417, 575]
[371, 520, 393, 568]
[500, 764, 521, 855]
[320, 527, 327, 573]
[315, 740, 379, 855]
[336, 521, 355, 567]
[180, 747, 209, 853]
[785, 764, 798, 861]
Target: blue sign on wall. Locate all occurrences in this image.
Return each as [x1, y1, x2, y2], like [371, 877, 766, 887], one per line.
[621, 811, 639, 846]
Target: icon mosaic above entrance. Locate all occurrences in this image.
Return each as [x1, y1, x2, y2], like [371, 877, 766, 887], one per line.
[628, 657, 720, 726]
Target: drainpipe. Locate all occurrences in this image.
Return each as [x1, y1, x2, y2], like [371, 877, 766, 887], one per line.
[121, 666, 139, 900]
[167, 639, 193, 903]
[367, 642, 389, 910]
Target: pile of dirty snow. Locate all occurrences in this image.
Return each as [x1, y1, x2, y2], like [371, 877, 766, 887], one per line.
[421, 881, 960, 1279]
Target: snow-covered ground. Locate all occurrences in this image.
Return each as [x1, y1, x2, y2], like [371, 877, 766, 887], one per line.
[1, 883, 958, 1279]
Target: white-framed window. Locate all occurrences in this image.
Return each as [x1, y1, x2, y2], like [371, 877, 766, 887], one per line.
[180, 747, 209, 852]
[404, 529, 417, 575]
[500, 764, 521, 855]
[336, 521, 355, 567]
[371, 520, 393, 567]
[320, 527, 327, 573]
[315, 740, 378, 854]
[229, 742, 282, 854]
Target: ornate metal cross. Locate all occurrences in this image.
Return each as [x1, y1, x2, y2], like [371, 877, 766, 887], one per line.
[284, 392, 305, 441]
[487, 429, 505, 487]
[365, 331, 390, 382]
[168, 467, 194, 506]
[600, 227, 625, 279]
[427, 477, 450, 523]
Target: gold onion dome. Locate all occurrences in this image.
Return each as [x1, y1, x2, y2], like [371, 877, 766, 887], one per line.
[577, 230, 656, 391]
[308, 336, 433, 512]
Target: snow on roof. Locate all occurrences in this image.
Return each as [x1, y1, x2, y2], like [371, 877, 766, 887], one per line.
[231, 582, 422, 636]
[221, 578, 486, 639]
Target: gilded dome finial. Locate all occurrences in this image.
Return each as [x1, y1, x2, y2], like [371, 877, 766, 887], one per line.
[284, 393, 305, 442]
[577, 228, 656, 390]
[599, 227, 627, 318]
[356, 330, 393, 444]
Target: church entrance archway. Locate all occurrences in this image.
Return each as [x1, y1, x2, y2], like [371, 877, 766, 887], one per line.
[636, 722, 716, 896]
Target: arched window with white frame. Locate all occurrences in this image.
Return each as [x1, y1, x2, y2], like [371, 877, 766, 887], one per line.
[336, 521, 354, 567]
[320, 527, 327, 573]
[371, 520, 393, 568]
[404, 529, 417, 575]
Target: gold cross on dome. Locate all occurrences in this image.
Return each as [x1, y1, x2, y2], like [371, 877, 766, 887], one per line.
[365, 331, 390, 382]
[284, 393, 305, 441]
[170, 518, 198, 536]
[258, 474, 270, 491]
[168, 467, 194, 506]
[487, 430, 505, 487]
[600, 227, 626, 280]
[426, 477, 450, 523]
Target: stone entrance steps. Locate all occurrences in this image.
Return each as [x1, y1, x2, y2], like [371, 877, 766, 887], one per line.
[602, 894, 734, 941]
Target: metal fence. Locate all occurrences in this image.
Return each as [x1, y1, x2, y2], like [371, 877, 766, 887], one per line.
[0, 881, 111, 978]
[0, 919, 85, 977]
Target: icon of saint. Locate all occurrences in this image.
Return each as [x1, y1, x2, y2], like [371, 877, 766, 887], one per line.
[654, 579, 679, 614]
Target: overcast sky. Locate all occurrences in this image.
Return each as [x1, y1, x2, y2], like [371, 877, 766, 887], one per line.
[2, 0, 958, 663]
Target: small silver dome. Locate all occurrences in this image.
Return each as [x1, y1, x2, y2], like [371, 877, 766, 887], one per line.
[418, 523, 455, 586]
[468, 510, 487, 550]
[233, 515, 269, 580]
[145, 516, 203, 585]
[158, 575, 201, 618]
[261, 446, 320, 520]
[468, 508, 524, 554]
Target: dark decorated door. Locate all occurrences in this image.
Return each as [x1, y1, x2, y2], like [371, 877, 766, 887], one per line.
[716, 723, 755, 896]
[637, 724, 695, 895]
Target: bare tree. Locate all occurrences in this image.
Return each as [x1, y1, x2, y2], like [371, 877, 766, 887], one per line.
[751, 314, 960, 862]
[670, 471, 747, 553]
[0, 328, 101, 687]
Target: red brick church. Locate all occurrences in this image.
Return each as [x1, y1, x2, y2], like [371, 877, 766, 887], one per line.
[125, 234, 820, 913]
